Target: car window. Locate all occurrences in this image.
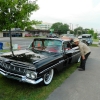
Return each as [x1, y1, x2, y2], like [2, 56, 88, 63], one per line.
[29, 39, 62, 53]
[44, 40, 62, 52]
[34, 41, 42, 47]
[63, 41, 72, 50]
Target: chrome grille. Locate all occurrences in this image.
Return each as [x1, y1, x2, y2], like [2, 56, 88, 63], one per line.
[0, 60, 26, 75]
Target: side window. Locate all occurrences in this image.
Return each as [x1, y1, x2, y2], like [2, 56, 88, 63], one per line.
[63, 42, 71, 50]
[70, 39, 77, 48]
[67, 42, 71, 49]
[34, 41, 42, 47]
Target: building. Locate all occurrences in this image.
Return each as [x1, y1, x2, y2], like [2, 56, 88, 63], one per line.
[0, 22, 54, 37]
[35, 22, 52, 30]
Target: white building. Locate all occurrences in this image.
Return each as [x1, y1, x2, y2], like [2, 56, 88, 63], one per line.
[35, 22, 52, 30]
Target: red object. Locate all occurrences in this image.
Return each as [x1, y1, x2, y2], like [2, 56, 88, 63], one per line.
[25, 34, 32, 37]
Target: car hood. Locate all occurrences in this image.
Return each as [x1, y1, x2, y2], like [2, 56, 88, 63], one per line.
[1, 50, 48, 64]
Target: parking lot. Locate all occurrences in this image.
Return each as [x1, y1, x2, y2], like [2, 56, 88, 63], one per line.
[0, 37, 33, 50]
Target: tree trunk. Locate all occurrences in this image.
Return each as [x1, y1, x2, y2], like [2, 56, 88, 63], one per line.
[9, 29, 14, 56]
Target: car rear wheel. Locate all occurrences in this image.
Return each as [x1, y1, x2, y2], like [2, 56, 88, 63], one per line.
[42, 69, 54, 85]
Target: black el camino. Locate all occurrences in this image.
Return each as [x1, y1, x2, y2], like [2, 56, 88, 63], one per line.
[0, 38, 80, 85]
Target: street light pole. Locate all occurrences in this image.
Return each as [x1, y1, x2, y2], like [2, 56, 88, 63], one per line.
[76, 24, 79, 37]
[69, 23, 71, 30]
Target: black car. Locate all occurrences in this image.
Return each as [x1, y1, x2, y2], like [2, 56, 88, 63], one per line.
[0, 38, 80, 85]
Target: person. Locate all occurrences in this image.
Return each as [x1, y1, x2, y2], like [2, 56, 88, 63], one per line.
[73, 38, 91, 71]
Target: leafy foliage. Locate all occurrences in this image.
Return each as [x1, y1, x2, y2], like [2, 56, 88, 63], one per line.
[93, 33, 97, 39]
[87, 28, 94, 36]
[74, 27, 83, 36]
[0, 0, 41, 31]
[51, 22, 69, 35]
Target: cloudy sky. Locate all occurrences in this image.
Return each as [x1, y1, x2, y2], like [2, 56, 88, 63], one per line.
[30, 0, 100, 32]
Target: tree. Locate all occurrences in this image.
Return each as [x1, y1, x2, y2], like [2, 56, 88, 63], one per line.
[0, 0, 40, 30]
[93, 33, 97, 39]
[87, 28, 94, 36]
[74, 27, 83, 36]
[70, 30, 74, 34]
[0, 0, 40, 56]
[51, 22, 69, 35]
[25, 26, 35, 31]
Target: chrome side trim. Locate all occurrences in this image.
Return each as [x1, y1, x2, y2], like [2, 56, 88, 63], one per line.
[0, 68, 43, 85]
[39, 59, 65, 74]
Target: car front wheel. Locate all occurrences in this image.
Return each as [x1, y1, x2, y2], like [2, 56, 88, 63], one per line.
[42, 69, 54, 85]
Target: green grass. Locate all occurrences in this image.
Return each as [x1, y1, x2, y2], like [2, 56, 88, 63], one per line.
[0, 49, 10, 52]
[90, 44, 98, 47]
[93, 38, 99, 42]
[0, 63, 79, 100]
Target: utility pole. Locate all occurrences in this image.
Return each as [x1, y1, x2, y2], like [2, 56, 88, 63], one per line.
[76, 24, 79, 37]
[72, 24, 73, 31]
[69, 23, 71, 30]
[76, 24, 79, 28]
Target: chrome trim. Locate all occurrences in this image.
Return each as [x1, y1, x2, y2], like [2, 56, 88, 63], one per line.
[39, 59, 65, 74]
[0, 68, 43, 85]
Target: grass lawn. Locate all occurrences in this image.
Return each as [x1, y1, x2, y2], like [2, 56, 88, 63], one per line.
[90, 44, 99, 47]
[0, 63, 79, 100]
[93, 38, 99, 42]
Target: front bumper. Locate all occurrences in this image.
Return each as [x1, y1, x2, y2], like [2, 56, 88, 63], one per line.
[0, 68, 43, 85]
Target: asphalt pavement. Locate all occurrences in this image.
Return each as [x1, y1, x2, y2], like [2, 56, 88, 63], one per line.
[46, 47, 100, 100]
[0, 37, 33, 49]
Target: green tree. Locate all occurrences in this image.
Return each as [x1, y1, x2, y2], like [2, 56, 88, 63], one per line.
[0, 0, 40, 30]
[0, 0, 40, 55]
[69, 30, 74, 34]
[25, 26, 35, 31]
[93, 33, 97, 39]
[74, 27, 83, 36]
[87, 28, 94, 36]
[51, 22, 69, 35]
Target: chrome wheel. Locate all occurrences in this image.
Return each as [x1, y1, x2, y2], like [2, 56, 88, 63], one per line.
[43, 69, 54, 85]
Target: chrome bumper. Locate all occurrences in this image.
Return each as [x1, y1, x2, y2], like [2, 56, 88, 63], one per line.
[0, 68, 43, 85]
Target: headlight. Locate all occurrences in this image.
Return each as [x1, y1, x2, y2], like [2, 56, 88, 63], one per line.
[26, 70, 37, 79]
[88, 41, 90, 43]
[30, 73, 37, 79]
[26, 71, 30, 77]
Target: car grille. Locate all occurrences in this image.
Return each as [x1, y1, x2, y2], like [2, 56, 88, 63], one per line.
[0, 60, 27, 75]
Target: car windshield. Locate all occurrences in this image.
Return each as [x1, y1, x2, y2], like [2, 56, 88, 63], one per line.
[82, 36, 91, 38]
[29, 39, 62, 53]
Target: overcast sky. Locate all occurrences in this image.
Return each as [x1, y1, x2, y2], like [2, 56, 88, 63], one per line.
[30, 0, 100, 32]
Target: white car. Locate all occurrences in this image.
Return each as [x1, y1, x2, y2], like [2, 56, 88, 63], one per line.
[97, 35, 100, 39]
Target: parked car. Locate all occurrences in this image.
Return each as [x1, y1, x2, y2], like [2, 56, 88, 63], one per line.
[47, 34, 58, 38]
[78, 34, 93, 45]
[97, 35, 100, 40]
[34, 33, 39, 37]
[0, 38, 80, 85]
[25, 33, 33, 37]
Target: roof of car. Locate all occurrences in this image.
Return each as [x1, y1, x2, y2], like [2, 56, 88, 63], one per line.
[82, 34, 92, 36]
[33, 37, 70, 42]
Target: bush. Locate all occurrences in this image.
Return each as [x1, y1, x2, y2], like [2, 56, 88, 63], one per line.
[93, 33, 97, 39]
